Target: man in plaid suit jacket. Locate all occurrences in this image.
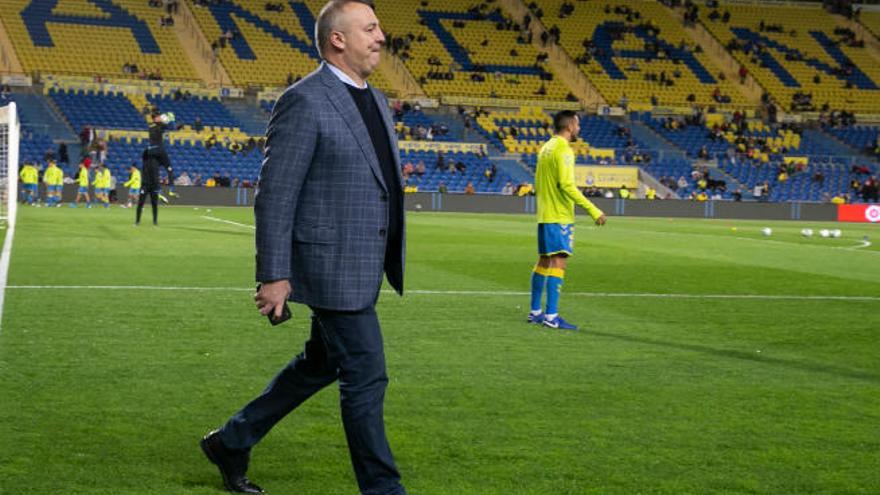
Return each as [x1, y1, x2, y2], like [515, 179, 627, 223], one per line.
[200, 2, 407, 494]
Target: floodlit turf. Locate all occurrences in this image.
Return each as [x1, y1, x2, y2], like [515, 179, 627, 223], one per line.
[1, 206, 878, 494]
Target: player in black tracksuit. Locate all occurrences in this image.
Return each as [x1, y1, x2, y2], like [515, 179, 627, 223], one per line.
[137, 115, 174, 225]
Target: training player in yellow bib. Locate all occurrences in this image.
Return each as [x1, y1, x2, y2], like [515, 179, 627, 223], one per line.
[19, 161, 40, 206]
[123, 163, 141, 209]
[529, 111, 606, 331]
[43, 160, 64, 207]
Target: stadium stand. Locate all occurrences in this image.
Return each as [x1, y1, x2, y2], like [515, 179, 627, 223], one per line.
[18, 130, 56, 166]
[533, 0, 750, 109]
[858, 11, 880, 41]
[475, 107, 650, 163]
[826, 124, 878, 154]
[0, 0, 198, 80]
[637, 111, 803, 160]
[380, 0, 570, 101]
[146, 93, 242, 130]
[393, 107, 455, 142]
[49, 88, 147, 132]
[718, 157, 866, 202]
[699, 2, 880, 112]
[399, 148, 512, 194]
[185, 0, 394, 92]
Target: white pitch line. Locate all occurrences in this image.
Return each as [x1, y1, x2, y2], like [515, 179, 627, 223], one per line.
[0, 222, 16, 335]
[5, 285, 879, 302]
[201, 215, 254, 230]
[7, 285, 251, 291]
[837, 240, 873, 251]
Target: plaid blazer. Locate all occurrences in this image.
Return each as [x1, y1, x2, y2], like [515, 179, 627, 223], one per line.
[254, 63, 405, 311]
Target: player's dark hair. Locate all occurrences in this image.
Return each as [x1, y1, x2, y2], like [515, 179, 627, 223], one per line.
[553, 110, 578, 133]
[315, 0, 376, 59]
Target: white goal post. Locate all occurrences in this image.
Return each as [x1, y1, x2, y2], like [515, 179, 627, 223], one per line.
[0, 101, 19, 230]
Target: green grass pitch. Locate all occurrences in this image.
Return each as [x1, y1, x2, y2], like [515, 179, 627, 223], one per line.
[1, 206, 878, 494]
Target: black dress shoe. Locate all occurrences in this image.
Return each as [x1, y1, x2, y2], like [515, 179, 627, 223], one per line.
[200, 429, 265, 494]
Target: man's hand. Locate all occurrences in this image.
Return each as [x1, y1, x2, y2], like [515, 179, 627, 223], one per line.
[595, 214, 607, 226]
[255, 279, 292, 320]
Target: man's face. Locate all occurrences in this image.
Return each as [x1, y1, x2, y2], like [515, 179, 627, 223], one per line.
[336, 3, 385, 79]
[568, 116, 581, 142]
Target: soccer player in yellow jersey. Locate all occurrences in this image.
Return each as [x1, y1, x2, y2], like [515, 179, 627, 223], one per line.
[72, 161, 91, 208]
[43, 160, 64, 207]
[529, 111, 606, 330]
[19, 162, 40, 205]
[123, 163, 141, 209]
[92, 163, 111, 208]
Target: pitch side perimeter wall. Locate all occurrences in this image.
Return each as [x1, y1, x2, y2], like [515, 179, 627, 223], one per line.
[54, 186, 848, 221]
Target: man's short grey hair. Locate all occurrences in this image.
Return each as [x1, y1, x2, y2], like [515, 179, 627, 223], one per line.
[315, 0, 376, 59]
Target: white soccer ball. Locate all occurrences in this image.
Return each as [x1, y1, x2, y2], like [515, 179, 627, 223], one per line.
[159, 112, 175, 124]
[831, 229, 842, 238]
[761, 227, 772, 236]
[801, 228, 813, 237]
[819, 229, 830, 238]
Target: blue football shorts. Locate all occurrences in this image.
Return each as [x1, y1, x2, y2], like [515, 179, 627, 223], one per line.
[537, 223, 574, 256]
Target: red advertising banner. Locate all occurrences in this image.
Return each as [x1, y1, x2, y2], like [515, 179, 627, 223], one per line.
[838, 204, 880, 223]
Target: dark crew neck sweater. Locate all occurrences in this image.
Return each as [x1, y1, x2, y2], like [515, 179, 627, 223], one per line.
[345, 84, 402, 268]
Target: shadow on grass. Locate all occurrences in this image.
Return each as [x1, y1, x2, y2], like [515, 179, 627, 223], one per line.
[589, 329, 880, 384]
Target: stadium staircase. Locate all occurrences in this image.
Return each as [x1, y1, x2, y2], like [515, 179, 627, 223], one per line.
[664, 3, 762, 105]
[834, 13, 880, 65]
[707, 163, 748, 198]
[498, 0, 605, 108]
[175, 1, 232, 86]
[0, 13, 23, 74]
[223, 97, 269, 135]
[802, 129, 858, 158]
[628, 119, 685, 157]
[819, 127, 868, 156]
[492, 153, 534, 184]
[11, 90, 77, 142]
[377, 48, 425, 99]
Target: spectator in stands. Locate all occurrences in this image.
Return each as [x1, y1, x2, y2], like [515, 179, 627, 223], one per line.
[175, 171, 192, 187]
[698, 146, 709, 160]
[465, 182, 475, 195]
[192, 174, 202, 186]
[619, 185, 630, 200]
[777, 168, 788, 183]
[57, 142, 69, 166]
[438, 182, 448, 194]
[455, 160, 467, 174]
[502, 182, 515, 195]
[265, 2, 285, 12]
[738, 65, 748, 84]
[0, 84, 10, 100]
[415, 161, 426, 178]
[402, 161, 414, 180]
[677, 176, 688, 190]
[485, 164, 497, 183]
[435, 151, 445, 170]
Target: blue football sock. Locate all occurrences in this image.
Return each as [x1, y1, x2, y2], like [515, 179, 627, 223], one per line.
[545, 268, 565, 316]
[530, 267, 548, 313]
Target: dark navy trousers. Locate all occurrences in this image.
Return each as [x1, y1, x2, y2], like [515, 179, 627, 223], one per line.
[219, 306, 405, 495]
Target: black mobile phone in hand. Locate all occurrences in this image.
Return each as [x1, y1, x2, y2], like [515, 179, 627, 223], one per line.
[257, 284, 292, 326]
[268, 302, 292, 326]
